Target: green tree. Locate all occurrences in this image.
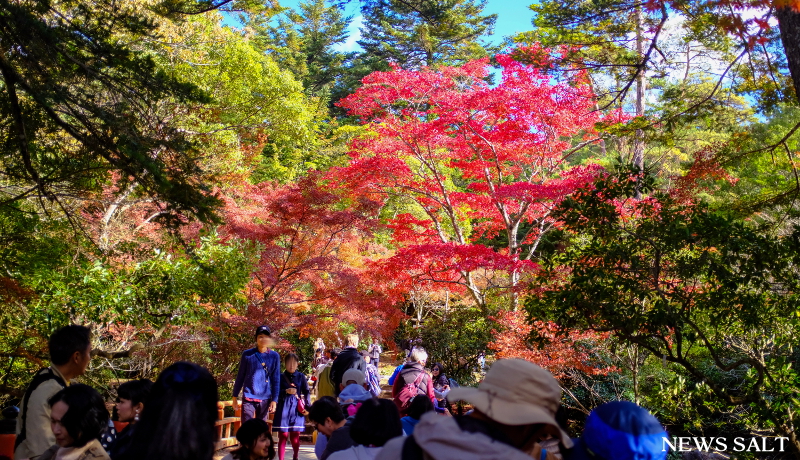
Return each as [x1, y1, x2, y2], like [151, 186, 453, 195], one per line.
[530, 166, 800, 453]
[418, 307, 494, 386]
[515, 0, 796, 192]
[249, 0, 354, 96]
[357, 0, 497, 69]
[0, 0, 219, 222]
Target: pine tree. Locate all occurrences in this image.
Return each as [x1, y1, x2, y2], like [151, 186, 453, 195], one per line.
[357, 0, 498, 69]
[248, 0, 353, 96]
[0, 0, 220, 222]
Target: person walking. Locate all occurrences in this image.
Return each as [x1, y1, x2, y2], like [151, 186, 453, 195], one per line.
[272, 354, 310, 460]
[377, 359, 570, 460]
[327, 398, 403, 460]
[329, 334, 365, 397]
[314, 338, 326, 355]
[390, 348, 435, 416]
[361, 352, 381, 398]
[14, 325, 92, 460]
[232, 326, 281, 424]
[431, 363, 450, 400]
[400, 396, 434, 436]
[368, 341, 382, 368]
[308, 397, 353, 460]
[387, 358, 408, 386]
[315, 349, 339, 399]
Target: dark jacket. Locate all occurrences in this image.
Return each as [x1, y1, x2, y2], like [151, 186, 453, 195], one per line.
[232, 348, 281, 401]
[329, 347, 365, 395]
[391, 362, 434, 415]
[108, 423, 134, 459]
[321, 424, 354, 460]
[433, 373, 449, 391]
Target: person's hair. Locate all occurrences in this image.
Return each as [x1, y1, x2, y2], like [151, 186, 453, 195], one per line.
[307, 396, 345, 425]
[407, 395, 434, 420]
[284, 353, 299, 364]
[48, 325, 91, 366]
[47, 384, 109, 448]
[231, 418, 275, 460]
[345, 334, 359, 348]
[122, 362, 219, 460]
[116, 379, 154, 406]
[331, 348, 341, 359]
[408, 347, 428, 364]
[432, 363, 445, 375]
[349, 398, 402, 447]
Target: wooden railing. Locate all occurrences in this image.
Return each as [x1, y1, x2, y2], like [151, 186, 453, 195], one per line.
[0, 403, 267, 454]
[215, 400, 274, 451]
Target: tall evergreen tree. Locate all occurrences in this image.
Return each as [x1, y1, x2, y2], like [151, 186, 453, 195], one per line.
[248, 0, 353, 96]
[357, 0, 498, 69]
[0, 0, 221, 222]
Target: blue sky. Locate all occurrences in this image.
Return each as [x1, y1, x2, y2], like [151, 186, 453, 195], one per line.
[228, 1, 537, 51]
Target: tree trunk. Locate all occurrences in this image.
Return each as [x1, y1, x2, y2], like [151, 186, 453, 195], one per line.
[510, 269, 520, 311]
[633, 4, 647, 198]
[633, 4, 646, 173]
[775, 4, 800, 102]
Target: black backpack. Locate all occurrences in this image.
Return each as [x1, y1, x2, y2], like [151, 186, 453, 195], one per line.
[14, 368, 66, 449]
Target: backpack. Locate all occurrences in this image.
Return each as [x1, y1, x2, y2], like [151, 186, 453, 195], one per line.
[396, 370, 425, 411]
[15, 368, 66, 449]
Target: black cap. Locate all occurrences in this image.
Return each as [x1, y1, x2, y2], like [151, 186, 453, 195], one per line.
[255, 325, 272, 337]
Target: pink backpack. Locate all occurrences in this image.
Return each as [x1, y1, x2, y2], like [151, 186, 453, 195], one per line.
[396, 370, 425, 411]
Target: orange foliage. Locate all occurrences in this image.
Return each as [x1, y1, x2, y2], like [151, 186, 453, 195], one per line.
[489, 310, 615, 379]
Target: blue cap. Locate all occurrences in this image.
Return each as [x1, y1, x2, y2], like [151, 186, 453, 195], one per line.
[255, 325, 272, 337]
[571, 401, 667, 460]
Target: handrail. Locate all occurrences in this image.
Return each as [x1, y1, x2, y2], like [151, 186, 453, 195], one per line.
[214, 400, 274, 451]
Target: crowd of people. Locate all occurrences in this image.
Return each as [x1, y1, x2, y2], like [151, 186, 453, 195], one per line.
[10, 325, 670, 460]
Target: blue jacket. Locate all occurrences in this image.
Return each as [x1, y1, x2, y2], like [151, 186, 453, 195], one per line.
[571, 401, 667, 460]
[232, 348, 281, 401]
[401, 416, 421, 435]
[388, 364, 404, 386]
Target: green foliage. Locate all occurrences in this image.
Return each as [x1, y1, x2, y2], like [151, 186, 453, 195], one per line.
[530, 165, 800, 444]
[0, 230, 257, 397]
[141, 12, 321, 183]
[249, 0, 354, 96]
[715, 104, 800, 212]
[27, 233, 256, 328]
[646, 79, 754, 177]
[0, 0, 220, 222]
[417, 308, 494, 386]
[252, 121, 362, 183]
[358, 0, 498, 69]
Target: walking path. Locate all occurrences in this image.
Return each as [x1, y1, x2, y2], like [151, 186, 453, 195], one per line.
[214, 354, 401, 460]
[214, 444, 317, 460]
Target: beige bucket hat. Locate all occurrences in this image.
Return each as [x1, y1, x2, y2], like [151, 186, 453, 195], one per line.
[447, 358, 573, 448]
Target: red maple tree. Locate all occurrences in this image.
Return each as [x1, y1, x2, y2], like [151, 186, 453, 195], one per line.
[332, 51, 616, 310]
[220, 174, 404, 342]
